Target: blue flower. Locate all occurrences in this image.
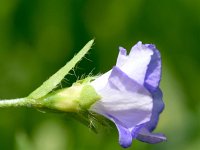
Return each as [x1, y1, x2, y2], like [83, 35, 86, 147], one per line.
[90, 42, 166, 148]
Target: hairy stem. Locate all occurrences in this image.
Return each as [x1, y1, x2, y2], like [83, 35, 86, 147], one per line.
[0, 98, 41, 108]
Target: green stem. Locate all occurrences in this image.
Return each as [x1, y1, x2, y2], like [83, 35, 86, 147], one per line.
[0, 98, 41, 108]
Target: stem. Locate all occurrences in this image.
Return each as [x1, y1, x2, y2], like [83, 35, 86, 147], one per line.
[0, 98, 40, 108]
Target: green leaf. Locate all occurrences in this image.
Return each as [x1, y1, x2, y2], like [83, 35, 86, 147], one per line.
[28, 39, 94, 99]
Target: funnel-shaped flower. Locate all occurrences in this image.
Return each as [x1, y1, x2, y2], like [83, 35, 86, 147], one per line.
[90, 42, 166, 148]
[0, 40, 166, 148]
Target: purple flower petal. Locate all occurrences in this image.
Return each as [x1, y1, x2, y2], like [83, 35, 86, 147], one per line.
[140, 44, 165, 139]
[90, 67, 153, 147]
[147, 88, 164, 131]
[90, 41, 166, 148]
[119, 42, 154, 85]
[116, 47, 128, 67]
[129, 43, 165, 143]
[91, 46, 128, 91]
[136, 128, 166, 144]
[113, 119, 133, 148]
[144, 44, 162, 92]
[138, 87, 165, 139]
[90, 71, 111, 91]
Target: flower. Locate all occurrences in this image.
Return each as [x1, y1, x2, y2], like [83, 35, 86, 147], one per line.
[30, 40, 166, 148]
[90, 42, 166, 148]
[0, 39, 165, 148]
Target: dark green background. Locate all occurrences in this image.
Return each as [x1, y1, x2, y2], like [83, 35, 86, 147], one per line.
[0, 0, 200, 149]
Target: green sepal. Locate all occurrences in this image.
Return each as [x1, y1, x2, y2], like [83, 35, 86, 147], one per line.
[28, 39, 94, 99]
[38, 84, 82, 112]
[79, 85, 101, 109]
[38, 81, 100, 113]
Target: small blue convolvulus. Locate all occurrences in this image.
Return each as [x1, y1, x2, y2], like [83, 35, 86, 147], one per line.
[90, 42, 166, 148]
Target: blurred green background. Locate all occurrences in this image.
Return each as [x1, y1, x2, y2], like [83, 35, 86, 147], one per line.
[0, 0, 200, 149]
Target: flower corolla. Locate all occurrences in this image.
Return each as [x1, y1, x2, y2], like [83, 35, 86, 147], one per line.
[90, 42, 166, 148]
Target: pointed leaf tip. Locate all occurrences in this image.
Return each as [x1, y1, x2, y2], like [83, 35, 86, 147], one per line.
[29, 39, 94, 99]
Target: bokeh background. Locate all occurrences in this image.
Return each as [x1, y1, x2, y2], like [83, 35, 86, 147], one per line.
[0, 0, 200, 149]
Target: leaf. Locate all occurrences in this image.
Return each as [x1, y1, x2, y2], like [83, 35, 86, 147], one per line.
[28, 39, 94, 99]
